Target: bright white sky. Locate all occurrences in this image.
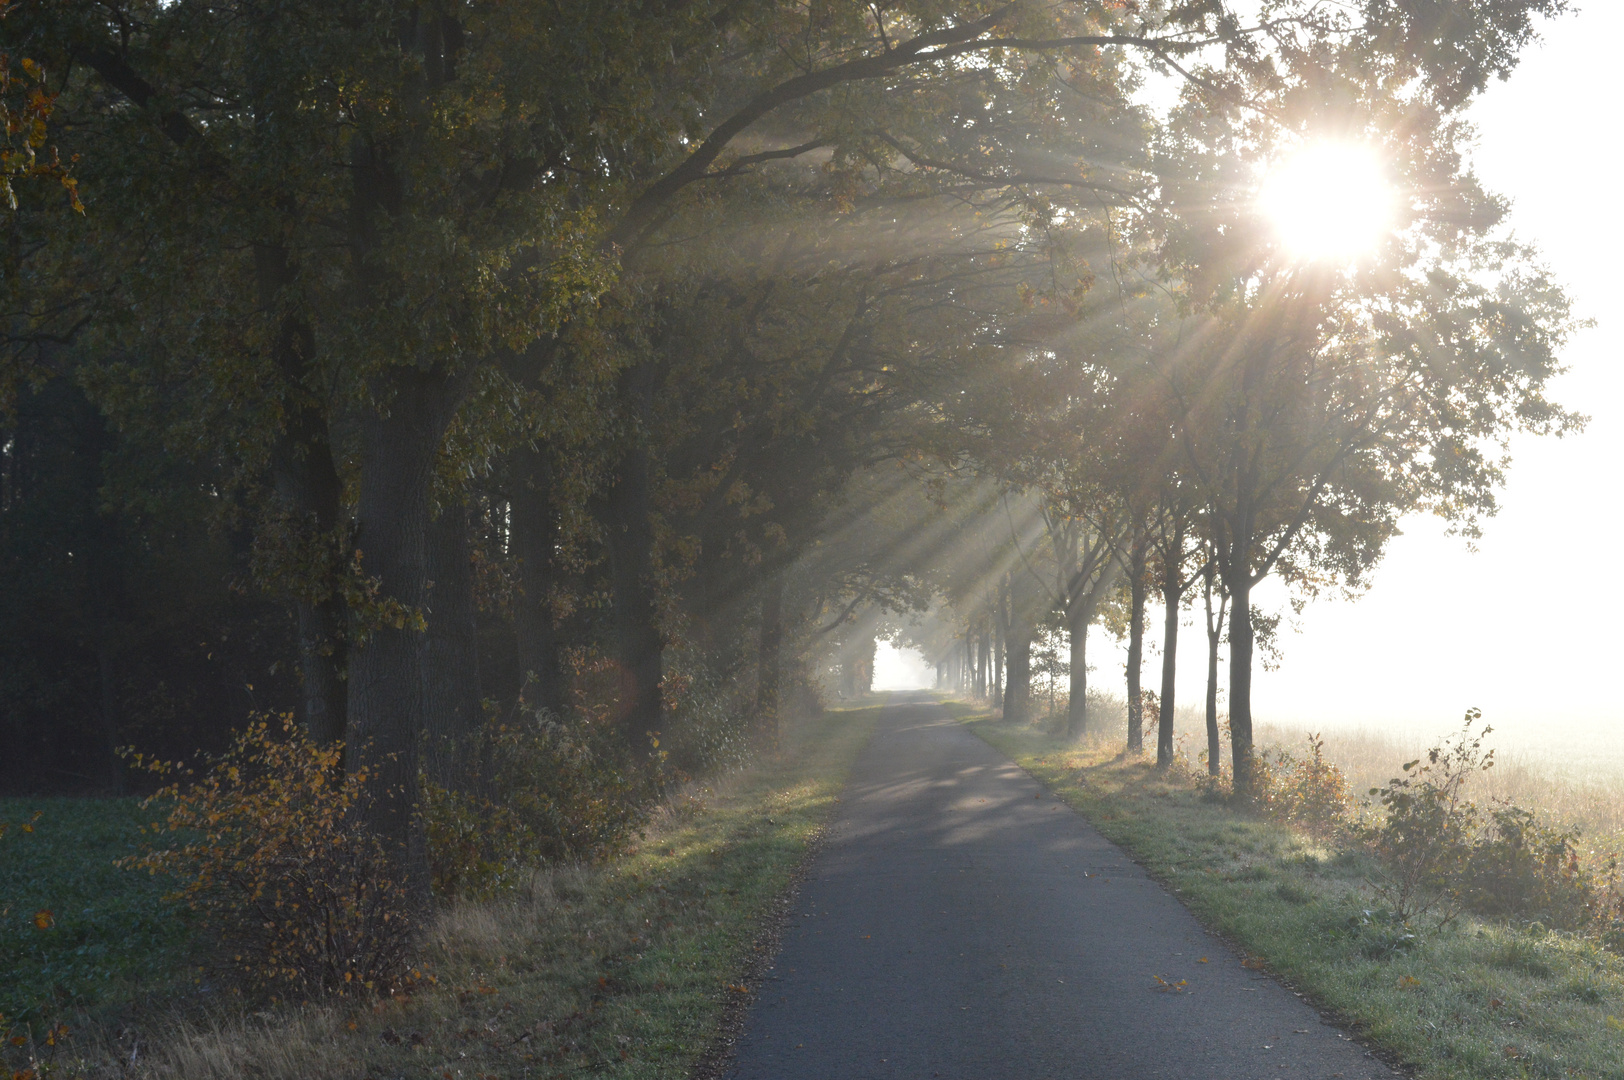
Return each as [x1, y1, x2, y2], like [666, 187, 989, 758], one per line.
[880, 8, 1624, 767]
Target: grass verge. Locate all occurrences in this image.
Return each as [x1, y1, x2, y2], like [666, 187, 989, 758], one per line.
[9, 701, 880, 1079]
[969, 714, 1624, 1080]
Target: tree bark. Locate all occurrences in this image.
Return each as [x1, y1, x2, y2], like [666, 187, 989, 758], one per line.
[754, 576, 784, 746]
[245, 5, 349, 747]
[604, 441, 663, 753]
[1125, 535, 1147, 752]
[992, 584, 1006, 709]
[1157, 555, 1181, 769]
[977, 623, 988, 698]
[422, 499, 482, 793]
[1003, 613, 1034, 724]
[1203, 565, 1226, 777]
[954, 626, 967, 695]
[509, 448, 568, 716]
[255, 245, 348, 746]
[1227, 573, 1255, 795]
[345, 365, 463, 911]
[1066, 605, 1090, 738]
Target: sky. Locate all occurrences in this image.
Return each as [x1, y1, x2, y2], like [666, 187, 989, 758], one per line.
[879, 5, 1624, 767]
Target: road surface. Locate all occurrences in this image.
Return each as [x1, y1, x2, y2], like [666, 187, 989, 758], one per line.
[726, 696, 1393, 1080]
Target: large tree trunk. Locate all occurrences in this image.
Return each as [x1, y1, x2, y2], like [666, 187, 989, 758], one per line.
[977, 624, 988, 698]
[245, 1, 349, 746]
[992, 586, 1006, 709]
[1066, 605, 1090, 738]
[422, 500, 482, 793]
[1226, 573, 1255, 795]
[345, 366, 462, 910]
[963, 626, 973, 695]
[1203, 567, 1225, 777]
[1157, 558, 1182, 769]
[509, 448, 568, 716]
[255, 245, 348, 746]
[603, 441, 663, 754]
[754, 576, 784, 746]
[1003, 614, 1034, 724]
[1125, 536, 1147, 752]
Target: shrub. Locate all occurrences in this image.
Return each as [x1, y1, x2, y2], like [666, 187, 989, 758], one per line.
[1363, 710, 1494, 922]
[1460, 804, 1592, 928]
[123, 715, 414, 1000]
[1363, 711, 1596, 929]
[0, 1016, 71, 1080]
[661, 648, 753, 775]
[1255, 734, 1353, 838]
[425, 707, 650, 899]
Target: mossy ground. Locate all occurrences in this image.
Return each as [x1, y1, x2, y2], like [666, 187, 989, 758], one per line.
[969, 712, 1624, 1080]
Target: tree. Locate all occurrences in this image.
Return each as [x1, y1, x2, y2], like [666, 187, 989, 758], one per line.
[1152, 495, 1204, 768]
[1149, 6, 1580, 793]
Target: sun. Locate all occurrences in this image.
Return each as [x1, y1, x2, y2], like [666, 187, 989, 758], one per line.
[1257, 143, 1396, 262]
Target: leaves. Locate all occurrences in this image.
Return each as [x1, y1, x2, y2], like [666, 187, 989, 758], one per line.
[120, 714, 413, 998]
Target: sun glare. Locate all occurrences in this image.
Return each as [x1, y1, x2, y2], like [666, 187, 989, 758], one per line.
[1258, 143, 1396, 262]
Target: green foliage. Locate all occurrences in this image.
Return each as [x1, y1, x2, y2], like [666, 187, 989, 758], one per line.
[123, 716, 415, 1000]
[425, 709, 650, 900]
[1365, 710, 1497, 922]
[1459, 805, 1592, 930]
[661, 648, 755, 776]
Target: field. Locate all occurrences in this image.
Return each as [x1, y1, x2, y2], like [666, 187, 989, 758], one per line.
[0, 703, 881, 1079]
[1254, 722, 1624, 848]
[970, 708, 1624, 1080]
[1050, 689, 1624, 847]
[0, 798, 200, 1022]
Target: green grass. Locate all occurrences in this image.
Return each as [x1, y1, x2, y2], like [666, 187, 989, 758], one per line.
[0, 797, 197, 1022]
[45, 701, 881, 1078]
[969, 715, 1624, 1080]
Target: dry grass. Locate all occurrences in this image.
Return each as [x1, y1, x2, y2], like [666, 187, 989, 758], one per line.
[40, 702, 882, 1080]
[1028, 690, 1624, 849]
[1255, 722, 1624, 850]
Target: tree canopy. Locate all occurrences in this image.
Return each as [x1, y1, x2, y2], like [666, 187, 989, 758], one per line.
[0, 0, 1579, 889]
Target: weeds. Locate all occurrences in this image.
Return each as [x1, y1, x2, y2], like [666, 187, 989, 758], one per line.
[1254, 734, 1354, 839]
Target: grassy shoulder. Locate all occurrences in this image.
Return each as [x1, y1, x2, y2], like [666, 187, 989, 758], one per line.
[48, 701, 881, 1079]
[967, 713, 1624, 1080]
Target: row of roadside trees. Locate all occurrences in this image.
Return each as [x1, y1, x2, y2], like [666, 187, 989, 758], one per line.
[0, 0, 1577, 913]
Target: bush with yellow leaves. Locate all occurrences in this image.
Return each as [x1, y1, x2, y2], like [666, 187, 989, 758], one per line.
[1253, 733, 1354, 839]
[123, 715, 414, 1000]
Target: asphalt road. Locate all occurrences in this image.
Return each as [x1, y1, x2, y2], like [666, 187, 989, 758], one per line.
[725, 695, 1394, 1080]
